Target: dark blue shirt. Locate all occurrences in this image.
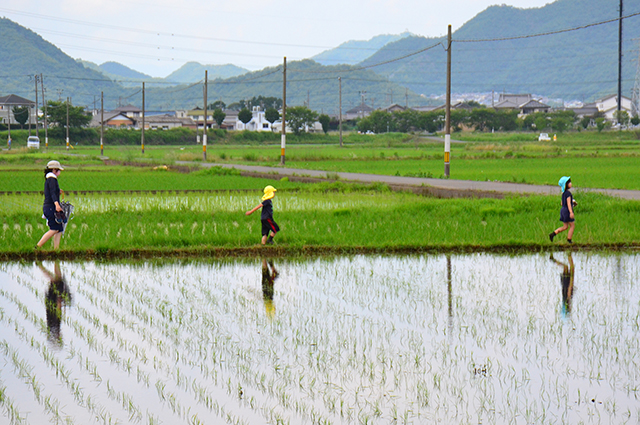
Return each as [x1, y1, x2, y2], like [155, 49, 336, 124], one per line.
[44, 176, 60, 206]
[561, 190, 572, 209]
[261, 199, 273, 220]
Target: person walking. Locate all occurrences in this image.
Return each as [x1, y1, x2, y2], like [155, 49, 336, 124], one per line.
[549, 176, 577, 244]
[36, 160, 66, 250]
[246, 185, 280, 245]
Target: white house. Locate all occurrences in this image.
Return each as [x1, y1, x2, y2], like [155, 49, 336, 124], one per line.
[592, 94, 633, 121]
[235, 106, 273, 132]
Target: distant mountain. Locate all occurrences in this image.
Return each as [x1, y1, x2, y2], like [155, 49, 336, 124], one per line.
[3, 0, 638, 112]
[313, 32, 413, 66]
[143, 59, 431, 113]
[100, 61, 152, 80]
[359, 0, 640, 102]
[165, 62, 249, 83]
[0, 17, 124, 106]
[78, 59, 152, 81]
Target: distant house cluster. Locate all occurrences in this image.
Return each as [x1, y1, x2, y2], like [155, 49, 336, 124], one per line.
[1, 92, 636, 133]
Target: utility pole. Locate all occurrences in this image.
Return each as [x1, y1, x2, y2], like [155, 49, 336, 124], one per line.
[66, 97, 70, 150]
[281, 57, 287, 165]
[203, 70, 208, 161]
[100, 91, 104, 156]
[41, 74, 48, 150]
[617, 0, 623, 123]
[6, 106, 10, 149]
[338, 76, 343, 148]
[141, 82, 145, 154]
[34, 75, 39, 139]
[444, 24, 452, 178]
[405, 88, 408, 108]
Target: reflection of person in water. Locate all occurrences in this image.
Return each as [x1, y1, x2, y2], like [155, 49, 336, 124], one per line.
[38, 261, 72, 347]
[262, 259, 279, 319]
[549, 253, 575, 316]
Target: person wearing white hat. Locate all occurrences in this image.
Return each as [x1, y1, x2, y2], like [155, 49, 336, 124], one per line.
[36, 160, 66, 249]
[245, 185, 280, 245]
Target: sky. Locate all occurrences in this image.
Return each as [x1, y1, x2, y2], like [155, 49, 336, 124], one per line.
[1, 0, 552, 78]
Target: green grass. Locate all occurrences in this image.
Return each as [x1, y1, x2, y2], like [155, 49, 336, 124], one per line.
[4, 186, 640, 254]
[0, 166, 304, 192]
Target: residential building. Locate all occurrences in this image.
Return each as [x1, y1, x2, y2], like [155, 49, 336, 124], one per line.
[0, 94, 38, 126]
[235, 106, 273, 132]
[592, 94, 632, 121]
[113, 104, 142, 119]
[494, 94, 550, 116]
[344, 103, 374, 120]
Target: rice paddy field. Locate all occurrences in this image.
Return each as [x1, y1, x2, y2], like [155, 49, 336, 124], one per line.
[1, 252, 639, 425]
[4, 188, 640, 253]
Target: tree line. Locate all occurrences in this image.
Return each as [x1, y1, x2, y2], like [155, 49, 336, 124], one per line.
[356, 105, 640, 134]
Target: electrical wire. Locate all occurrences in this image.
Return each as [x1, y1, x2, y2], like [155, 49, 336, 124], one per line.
[454, 11, 640, 43]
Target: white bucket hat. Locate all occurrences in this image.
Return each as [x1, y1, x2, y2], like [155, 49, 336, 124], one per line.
[46, 160, 64, 170]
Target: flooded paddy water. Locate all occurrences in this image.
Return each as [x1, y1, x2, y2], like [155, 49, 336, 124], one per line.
[1, 252, 639, 425]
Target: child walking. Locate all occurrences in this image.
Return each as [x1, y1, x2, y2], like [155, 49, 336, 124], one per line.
[549, 176, 577, 244]
[246, 185, 280, 245]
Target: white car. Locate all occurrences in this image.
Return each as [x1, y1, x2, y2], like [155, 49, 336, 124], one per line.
[27, 136, 40, 149]
[538, 133, 550, 142]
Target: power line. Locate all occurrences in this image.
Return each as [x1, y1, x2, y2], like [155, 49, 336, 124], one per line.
[454, 11, 640, 43]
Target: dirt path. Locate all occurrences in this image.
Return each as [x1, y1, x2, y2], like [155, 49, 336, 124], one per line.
[184, 162, 640, 200]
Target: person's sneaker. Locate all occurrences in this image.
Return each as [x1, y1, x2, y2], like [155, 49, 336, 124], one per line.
[567, 239, 573, 244]
[549, 232, 555, 242]
[267, 236, 274, 245]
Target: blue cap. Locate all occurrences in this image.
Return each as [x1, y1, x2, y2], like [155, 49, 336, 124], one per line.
[558, 176, 571, 192]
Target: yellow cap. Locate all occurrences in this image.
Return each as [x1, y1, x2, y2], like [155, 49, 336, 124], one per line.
[262, 185, 277, 201]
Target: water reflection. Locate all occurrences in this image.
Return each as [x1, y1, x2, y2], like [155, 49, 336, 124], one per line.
[549, 253, 575, 316]
[261, 258, 279, 319]
[447, 255, 453, 332]
[38, 261, 72, 347]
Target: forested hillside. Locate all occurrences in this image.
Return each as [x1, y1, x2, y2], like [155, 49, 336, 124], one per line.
[359, 0, 640, 101]
[2, 0, 639, 113]
[0, 18, 126, 107]
[312, 33, 412, 66]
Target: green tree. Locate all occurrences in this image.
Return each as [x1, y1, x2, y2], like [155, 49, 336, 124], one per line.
[493, 110, 520, 131]
[46, 100, 91, 128]
[418, 110, 444, 133]
[614, 110, 630, 125]
[265, 107, 280, 131]
[579, 116, 591, 129]
[450, 109, 469, 132]
[318, 114, 330, 134]
[285, 106, 318, 136]
[469, 108, 494, 131]
[357, 110, 393, 134]
[631, 115, 640, 126]
[393, 109, 419, 132]
[238, 108, 253, 126]
[213, 108, 226, 127]
[250, 96, 282, 110]
[595, 117, 609, 132]
[209, 100, 226, 110]
[11, 106, 29, 127]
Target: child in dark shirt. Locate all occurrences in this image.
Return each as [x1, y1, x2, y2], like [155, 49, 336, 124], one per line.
[246, 185, 280, 245]
[549, 176, 577, 244]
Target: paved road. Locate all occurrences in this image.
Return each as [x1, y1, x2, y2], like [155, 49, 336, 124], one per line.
[184, 162, 640, 201]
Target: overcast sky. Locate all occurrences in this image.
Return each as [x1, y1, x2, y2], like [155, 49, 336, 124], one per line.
[2, 0, 552, 78]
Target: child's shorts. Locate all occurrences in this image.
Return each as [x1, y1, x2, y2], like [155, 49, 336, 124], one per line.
[261, 218, 280, 236]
